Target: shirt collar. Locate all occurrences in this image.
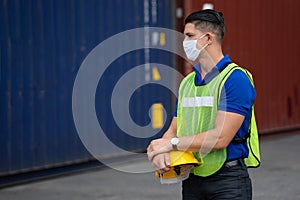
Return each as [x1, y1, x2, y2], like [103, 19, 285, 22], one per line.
[193, 54, 232, 86]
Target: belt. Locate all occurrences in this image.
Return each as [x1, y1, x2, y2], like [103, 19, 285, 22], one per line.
[224, 159, 242, 168]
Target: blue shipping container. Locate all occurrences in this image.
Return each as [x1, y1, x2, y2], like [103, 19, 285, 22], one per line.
[0, 0, 177, 177]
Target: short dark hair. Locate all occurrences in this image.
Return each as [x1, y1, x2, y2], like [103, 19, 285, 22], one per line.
[185, 9, 225, 43]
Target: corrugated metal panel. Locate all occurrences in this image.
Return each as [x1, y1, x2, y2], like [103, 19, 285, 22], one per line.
[179, 0, 300, 133]
[0, 0, 177, 176]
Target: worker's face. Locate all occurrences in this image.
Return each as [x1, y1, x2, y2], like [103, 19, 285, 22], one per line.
[183, 23, 208, 50]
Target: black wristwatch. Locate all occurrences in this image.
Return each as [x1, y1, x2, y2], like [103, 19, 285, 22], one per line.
[170, 137, 179, 151]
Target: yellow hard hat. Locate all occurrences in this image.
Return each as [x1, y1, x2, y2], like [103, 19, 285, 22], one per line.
[155, 151, 202, 184]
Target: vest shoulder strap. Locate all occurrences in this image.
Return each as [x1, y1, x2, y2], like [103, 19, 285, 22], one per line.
[218, 63, 260, 168]
[217, 63, 254, 144]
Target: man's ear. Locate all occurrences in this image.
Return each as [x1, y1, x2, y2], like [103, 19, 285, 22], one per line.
[206, 32, 214, 45]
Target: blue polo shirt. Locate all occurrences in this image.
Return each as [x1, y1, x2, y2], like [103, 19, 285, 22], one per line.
[174, 55, 256, 161]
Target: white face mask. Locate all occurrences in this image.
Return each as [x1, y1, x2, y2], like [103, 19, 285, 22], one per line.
[183, 34, 208, 61]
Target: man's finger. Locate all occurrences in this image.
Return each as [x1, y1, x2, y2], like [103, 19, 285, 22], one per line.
[157, 166, 171, 174]
[164, 153, 170, 166]
[147, 151, 155, 161]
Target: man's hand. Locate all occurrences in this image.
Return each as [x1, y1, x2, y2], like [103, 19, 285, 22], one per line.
[146, 117, 177, 173]
[147, 138, 172, 161]
[150, 153, 171, 174]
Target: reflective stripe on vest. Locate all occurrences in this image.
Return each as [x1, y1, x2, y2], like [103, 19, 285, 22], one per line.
[177, 63, 260, 177]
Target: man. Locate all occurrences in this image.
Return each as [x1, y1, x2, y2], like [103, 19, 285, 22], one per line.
[147, 9, 260, 199]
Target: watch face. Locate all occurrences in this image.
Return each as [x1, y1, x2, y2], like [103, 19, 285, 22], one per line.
[171, 137, 179, 145]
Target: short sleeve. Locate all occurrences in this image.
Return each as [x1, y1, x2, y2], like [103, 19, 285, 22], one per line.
[218, 69, 256, 116]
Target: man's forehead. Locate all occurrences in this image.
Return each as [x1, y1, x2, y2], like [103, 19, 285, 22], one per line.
[184, 23, 200, 34]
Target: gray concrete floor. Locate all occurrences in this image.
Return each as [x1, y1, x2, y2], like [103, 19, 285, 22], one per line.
[1, 133, 300, 200]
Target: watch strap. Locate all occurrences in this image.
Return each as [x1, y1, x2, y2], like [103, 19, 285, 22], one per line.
[172, 144, 178, 151]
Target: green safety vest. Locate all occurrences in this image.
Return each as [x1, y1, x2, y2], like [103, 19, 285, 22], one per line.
[177, 63, 260, 177]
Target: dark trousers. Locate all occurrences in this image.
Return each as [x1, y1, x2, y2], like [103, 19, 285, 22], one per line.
[182, 160, 252, 200]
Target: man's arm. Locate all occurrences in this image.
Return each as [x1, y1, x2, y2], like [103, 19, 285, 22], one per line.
[177, 111, 244, 152]
[147, 111, 244, 160]
[162, 117, 177, 139]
